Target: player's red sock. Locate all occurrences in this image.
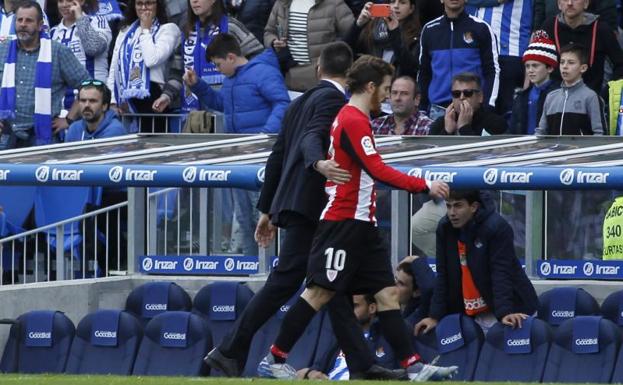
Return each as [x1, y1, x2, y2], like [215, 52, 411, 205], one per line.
[270, 344, 289, 364]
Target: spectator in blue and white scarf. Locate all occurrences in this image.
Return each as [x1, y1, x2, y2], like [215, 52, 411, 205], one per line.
[106, 0, 181, 133]
[50, 0, 112, 135]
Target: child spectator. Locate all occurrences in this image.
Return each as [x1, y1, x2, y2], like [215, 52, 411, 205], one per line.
[510, 31, 559, 135]
[537, 43, 605, 135]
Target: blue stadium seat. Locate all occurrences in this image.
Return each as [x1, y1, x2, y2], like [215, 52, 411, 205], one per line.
[192, 281, 254, 376]
[0, 186, 36, 234]
[34, 186, 92, 276]
[65, 309, 142, 375]
[473, 317, 553, 381]
[431, 313, 484, 381]
[542, 316, 620, 383]
[132, 311, 212, 376]
[537, 287, 600, 328]
[600, 290, 623, 329]
[125, 281, 192, 327]
[413, 327, 439, 364]
[242, 289, 327, 377]
[0, 310, 75, 373]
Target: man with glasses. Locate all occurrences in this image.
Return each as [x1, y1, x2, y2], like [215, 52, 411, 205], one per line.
[429, 72, 507, 135]
[64, 80, 125, 142]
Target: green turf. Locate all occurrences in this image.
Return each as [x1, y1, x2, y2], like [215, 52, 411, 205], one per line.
[0, 375, 583, 385]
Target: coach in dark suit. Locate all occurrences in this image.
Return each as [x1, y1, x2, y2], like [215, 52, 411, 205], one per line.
[206, 42, 406, 380]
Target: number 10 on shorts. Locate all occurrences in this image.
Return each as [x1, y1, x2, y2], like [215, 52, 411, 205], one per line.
[325, 247, 346, 282]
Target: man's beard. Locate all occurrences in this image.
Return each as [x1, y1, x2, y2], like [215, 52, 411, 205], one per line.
[370, 88, 383, 115]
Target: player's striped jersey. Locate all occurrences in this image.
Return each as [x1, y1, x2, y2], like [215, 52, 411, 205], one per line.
[320, 105, 429, 223]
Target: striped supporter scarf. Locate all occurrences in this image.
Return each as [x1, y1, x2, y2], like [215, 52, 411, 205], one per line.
[0, 32, 53, 145]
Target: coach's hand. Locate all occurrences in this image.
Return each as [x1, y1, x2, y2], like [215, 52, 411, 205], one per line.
[314, 160, 351, 184]
[414, 317, 438, 335]
[428, 181, 449, 200]
[255, 213, 276, 248]
[502, 313, 528, 329]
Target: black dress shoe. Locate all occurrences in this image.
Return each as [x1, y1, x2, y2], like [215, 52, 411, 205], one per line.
[204, 347, 241, 377]
[350, 364, 409, 380]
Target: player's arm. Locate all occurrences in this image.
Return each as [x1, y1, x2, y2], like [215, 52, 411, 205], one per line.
[339, 122, 428, 193]
[256, 121, 287, 214]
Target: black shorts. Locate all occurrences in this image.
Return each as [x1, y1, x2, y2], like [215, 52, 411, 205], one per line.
[306, 219, 395, 295]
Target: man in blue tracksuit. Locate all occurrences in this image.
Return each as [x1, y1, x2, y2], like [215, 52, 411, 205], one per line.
[185, 33, 290, 256]
[64, 81, 126, 142]
[418, 0, 500, 119]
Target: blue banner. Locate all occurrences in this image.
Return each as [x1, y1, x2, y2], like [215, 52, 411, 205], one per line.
[139, 255, 260, 275]
[538, 259, 623, 279]
[0, 164, 621, 190]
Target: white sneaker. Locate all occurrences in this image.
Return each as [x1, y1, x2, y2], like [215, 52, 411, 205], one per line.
[408, 362, 459, 382]
[257, 354, 297, 379]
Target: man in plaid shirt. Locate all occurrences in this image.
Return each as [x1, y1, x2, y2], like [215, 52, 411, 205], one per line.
[371, 76, 433, 136]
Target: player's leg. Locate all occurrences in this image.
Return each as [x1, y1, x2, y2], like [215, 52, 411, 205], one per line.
[207, 219, 314, 376]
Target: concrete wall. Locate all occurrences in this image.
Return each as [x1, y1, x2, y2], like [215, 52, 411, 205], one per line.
[0, 276, 620, 358]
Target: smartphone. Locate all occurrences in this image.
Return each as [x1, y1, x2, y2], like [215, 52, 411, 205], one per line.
[369, 4, 391, 18]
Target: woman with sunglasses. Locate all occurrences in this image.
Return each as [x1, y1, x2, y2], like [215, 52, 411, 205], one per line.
[152, 0, 263, 113]
[49, 0, 112, 131]
[345, 0, 421, 79]
[107, 0, 181, 133]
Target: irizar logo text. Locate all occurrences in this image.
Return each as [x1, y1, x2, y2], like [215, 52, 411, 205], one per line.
[163, 332, 186, 340]
[35, 166, 83, 182]
[507, 338, 530, 347]
[109, 166, 157, 183]
[483, 168, 533, 185]
[440, 332, 462, 345]
[559, 168, 609, 186]
[212, 305, 235, 313]
[575, 338, 598, 346]
[94, 330, 117, 338]
[28, 332, 51, 339]
[0, 169, 10, 181]
[182, 166, 231, 183]
[540, 262, 576, 276]
[584, 262, 619, 276]
[407, 168, 456, 182]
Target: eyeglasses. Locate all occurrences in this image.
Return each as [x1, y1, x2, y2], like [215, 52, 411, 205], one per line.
[451, 89, 480, 98]
[136, 0, 157, 8]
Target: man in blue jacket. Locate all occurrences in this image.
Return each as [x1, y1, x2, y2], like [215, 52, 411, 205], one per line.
[185, 33, 290, 256]
[418, 0, 500, 119]
[415, 190, 538, 335]
[64, 80, 126, 142]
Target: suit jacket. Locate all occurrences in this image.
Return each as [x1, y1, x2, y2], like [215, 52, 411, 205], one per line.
[257, 80, 346, 226]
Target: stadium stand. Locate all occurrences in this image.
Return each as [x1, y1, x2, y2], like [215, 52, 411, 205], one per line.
[474, 317, 553, 381]
[542, 316, 620, 383]
[125, 281, 192, 327]
[537, 287, 601, 327]
[132, 311, 212, 376]
[0, 310, 75, 373]
[65, 309, 143, 375]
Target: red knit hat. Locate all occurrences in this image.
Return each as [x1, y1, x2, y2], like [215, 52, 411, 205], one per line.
[522, 30, 558, 68]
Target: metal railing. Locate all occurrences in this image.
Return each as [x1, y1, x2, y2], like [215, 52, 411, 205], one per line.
[0, 201, 127, 285]
[119, 111, 225, 134]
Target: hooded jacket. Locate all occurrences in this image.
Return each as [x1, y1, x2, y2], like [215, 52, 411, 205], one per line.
[429, 192, 538, 321]
[542, 12, 623, 94]
[64, 110, 127, 142]
[191, 49, 290, 134]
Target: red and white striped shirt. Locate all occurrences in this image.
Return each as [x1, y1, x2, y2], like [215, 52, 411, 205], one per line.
[320, 105, 429, 223]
